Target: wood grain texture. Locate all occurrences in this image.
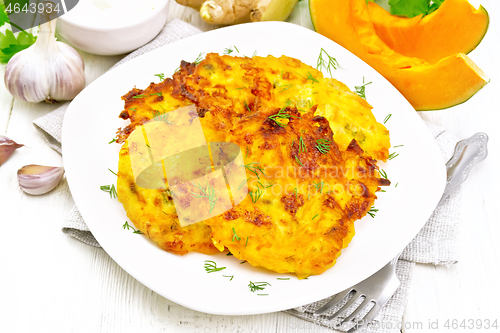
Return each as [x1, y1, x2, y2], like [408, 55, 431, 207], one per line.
[1, 0, 499, 332]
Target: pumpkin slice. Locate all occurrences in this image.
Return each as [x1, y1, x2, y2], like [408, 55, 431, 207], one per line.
[310, 0, 489, 111]
[367, 0, 489, 64]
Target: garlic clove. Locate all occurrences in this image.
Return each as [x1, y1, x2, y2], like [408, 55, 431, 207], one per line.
[0, 135, 24, 166]
[18, 165, 65, 195]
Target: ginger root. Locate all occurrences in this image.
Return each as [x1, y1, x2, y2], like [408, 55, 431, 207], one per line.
[175, 0, 299, 25]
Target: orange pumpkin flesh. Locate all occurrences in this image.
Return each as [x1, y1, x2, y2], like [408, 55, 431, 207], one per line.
[368, 0, 489, 64]
[310, 0, 489, 111]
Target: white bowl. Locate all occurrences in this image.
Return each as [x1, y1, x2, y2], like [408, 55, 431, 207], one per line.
[56, 0, 169, 56]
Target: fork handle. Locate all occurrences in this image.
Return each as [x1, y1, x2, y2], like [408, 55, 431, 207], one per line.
[439, 132, 488, 205]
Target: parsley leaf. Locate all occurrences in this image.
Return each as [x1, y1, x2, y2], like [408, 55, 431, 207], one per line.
[388, 0, 429, 18]
[0, 5, 37, 63]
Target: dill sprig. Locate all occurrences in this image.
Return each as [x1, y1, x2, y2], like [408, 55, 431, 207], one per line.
[204, 260, 226, 273]
[388, 152, 399, 160]
[299, 136, 307, 153]
[307, 71, 319, 84]
[248, 281, 271, 293]
[232, 228, 241, 241]
[109, 138, 116, 144]
[355, 78, 372, 100]
[312, 181, 324, 194]
[153, 110, 172, 124]
[244, 162, 266, 179]
[294, 155, 304, 166]
[367, 206, 378, 218]
[223, 47, 234, 55]
[223, 275, 234, 281]
[383, 114, 392, 124]
[244, 100, 251, 112]
[190, 180, 218, 213]
[276, 83, 293, 92]
[150, 92, 163, 97]
[129, 108, 137, 111]
[154, 73, 165, 81]
[312, 214, 319, 220]
[379, 169, 388, 179]
[194, 52, 205, 65]
[316, 48, 340, 77]
[249, 186, 264, 203]
[315, 138, 331, 154]
[108, 168, 117, 176]
[268, 100, 300, 127]
[122, 221, 143, 234]
[277, 278, 290, 280]
[132, 94, 145, 99]
[100, 184, 117, 199]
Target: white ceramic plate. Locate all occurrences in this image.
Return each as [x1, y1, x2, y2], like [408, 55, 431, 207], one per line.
[63, 22, 446, 315]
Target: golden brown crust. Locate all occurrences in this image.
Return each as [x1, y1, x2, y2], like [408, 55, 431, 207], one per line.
[115, 53, 391, 278]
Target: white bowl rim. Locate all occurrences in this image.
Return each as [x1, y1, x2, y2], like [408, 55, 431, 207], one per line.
[58, 0, 169, 32]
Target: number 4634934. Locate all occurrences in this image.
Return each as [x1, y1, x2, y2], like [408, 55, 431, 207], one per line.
[444, 319, 498, 330]
[5, 2, 61, 14]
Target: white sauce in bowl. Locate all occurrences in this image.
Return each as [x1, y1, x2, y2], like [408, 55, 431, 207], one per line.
[61, 0, 162, 28]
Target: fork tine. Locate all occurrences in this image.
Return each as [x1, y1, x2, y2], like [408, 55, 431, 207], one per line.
[313, 287, 354, 316]
[322, 292, 364, 321]
[346, 302, 381, 333]
[341, 297, 372, 323]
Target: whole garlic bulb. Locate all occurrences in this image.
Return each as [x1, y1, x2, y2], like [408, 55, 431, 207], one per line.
[4, 18, 86, 103]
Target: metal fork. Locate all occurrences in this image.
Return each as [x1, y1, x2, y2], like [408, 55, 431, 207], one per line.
[313, 132, 489, 332]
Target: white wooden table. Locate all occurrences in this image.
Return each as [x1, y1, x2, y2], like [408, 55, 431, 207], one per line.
[1, 1, 499, 332]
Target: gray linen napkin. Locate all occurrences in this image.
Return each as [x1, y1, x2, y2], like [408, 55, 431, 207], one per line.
[33, 19, 462, 333]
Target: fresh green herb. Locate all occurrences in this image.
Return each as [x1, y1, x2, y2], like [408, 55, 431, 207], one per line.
[0, 5, 37, 63]
[244, 100, 251, 112]
[100, 184, 117, 199]
[204, 260, 226, 273]
[249, 186, 264, 203]
[248, 281, 271, 293]
[315, 139, 331, 154]
[223, 47, 233, 55]
[393, 145, 404, 148]
[379, 169, 388, 179]
[388, 0, 441, 18]
[190, 180, 218, 214]
[235, 87, 246, 90]
[307, 71, 319, 84]
[257, 180, 272, 189]
[194, 52, 205, 65]
[367, 206, 378, 218]
[316, 48, 340, 77]
[355, 78, 372, 99]
[299, 136, 307, 153]
[312, 181, 324, 194]
[268, 100, 300, 127]
[388, 152, 399, 160]
[257, 294, 268, 296]
[122, 221, 143, 234]
[245, 236, 249, 247]
[108, 168, 117, 176]
[154, 73, 165, 81]
[109, 138, 116, 144]
[379, 189, 386, 193]
[294, 155, 304, 166]
[150, 92, 163, 97]
[234, 46, 240, 53]
[129, 108, 137, 111]
[277, 278, 290, 280]
[238, 177, 250, 191]
[245, 146, 250, 158]
[383, 114, 392, 124]
[252, 50, 257, 57]
[240, 260, 247, 264]
[232, 228, 241, 242]
[227, 252, 233, 256]
[276, 83, 293, 92]
[132, 95, 145, 99]
[153, 110, 172, 124]
[395, 182, 399, 187]
[223, 275, 234, 281]
[244, 162, 266, 179]
[312, 214, 319, 220]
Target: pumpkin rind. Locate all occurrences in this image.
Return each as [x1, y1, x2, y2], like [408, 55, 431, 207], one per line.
[310, 0, 489, 111]
[367, 0, 489, 64]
